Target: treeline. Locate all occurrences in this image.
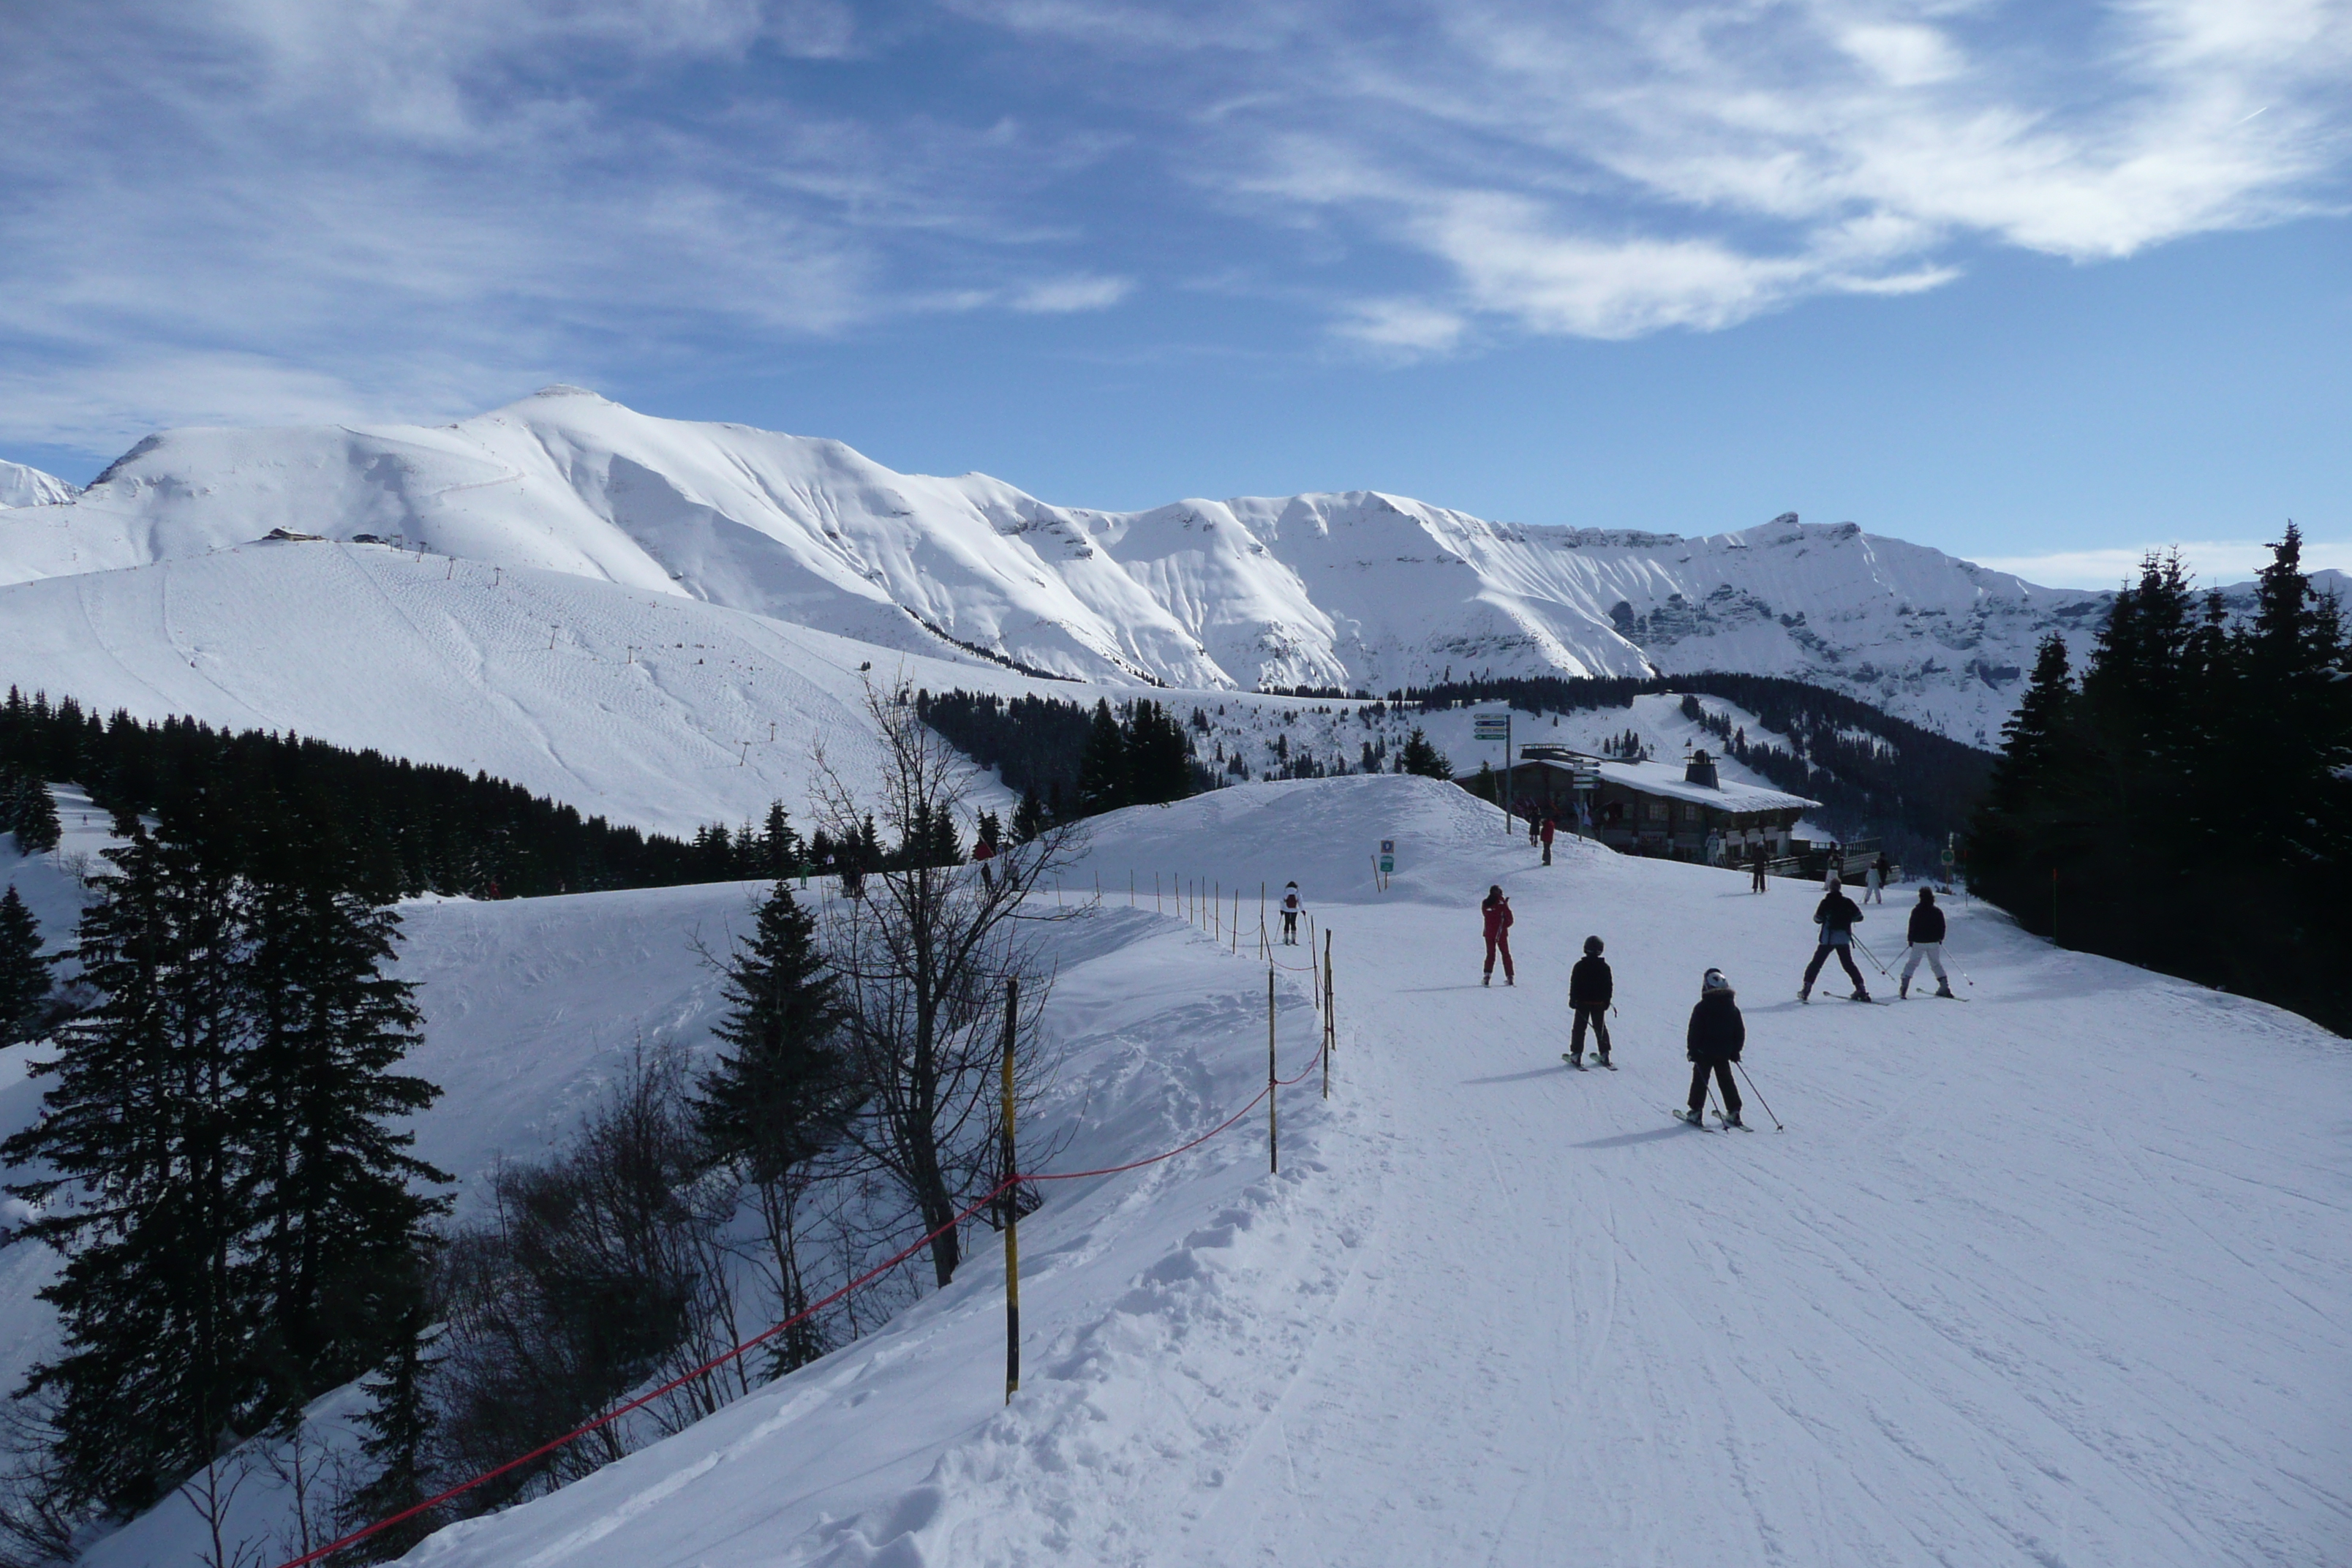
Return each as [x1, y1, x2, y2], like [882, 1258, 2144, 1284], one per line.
[1970, 529, 2350, 1035]
[1392, 672, 1994, 864]
[916, 690, 1211, 832]
[0, 690, 720, 900]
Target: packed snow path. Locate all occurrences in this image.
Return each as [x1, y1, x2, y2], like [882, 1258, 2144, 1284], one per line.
[367, 779, 2343, 1567]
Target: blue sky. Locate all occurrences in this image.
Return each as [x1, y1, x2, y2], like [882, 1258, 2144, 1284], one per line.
[3, 0, 2347, 586]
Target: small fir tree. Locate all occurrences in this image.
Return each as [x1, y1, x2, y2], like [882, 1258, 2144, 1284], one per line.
[0, 885, 53, 1044]
[1397, 728, 1451, 779]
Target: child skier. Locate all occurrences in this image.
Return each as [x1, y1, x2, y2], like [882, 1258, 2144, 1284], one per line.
[1800, 881, 1870, 1001]
[1899, 886, 1954, 998]
[1481, 886, 1515, 987]
[1680, 968, 1744, 1127]
[1281, 881, 1303, 946]
[1568, 935, 1611, 1066]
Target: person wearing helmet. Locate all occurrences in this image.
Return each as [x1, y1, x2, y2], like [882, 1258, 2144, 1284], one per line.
[1679, 968, 1745, 1128]
[1567, 935, 1613, 1067]
[1480, 886, 1515, 986]
[1281, 881, 1303, 946]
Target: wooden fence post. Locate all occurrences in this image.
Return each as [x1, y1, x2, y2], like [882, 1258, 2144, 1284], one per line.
[1267, 966, 1278, 1173]
[1001, 978, 1019, 1404]
[1322, 930, 1334, 1101]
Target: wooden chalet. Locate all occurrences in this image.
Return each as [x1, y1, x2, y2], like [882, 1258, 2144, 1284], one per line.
[1468, 745, 1819, 863]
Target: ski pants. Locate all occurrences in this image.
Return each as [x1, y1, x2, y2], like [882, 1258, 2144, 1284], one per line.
[1282, 911, 1298, 944]
[1542, 840, 1553, 865]
[1900, 942, 1948, 986]
[1803, 938, 1867, 992]
[1571, 1006, 1609, 1057]
[1483, 931, 1514, 980]
[1752, 863, 1768, 892]
[1688, 1060, 1741, 1117]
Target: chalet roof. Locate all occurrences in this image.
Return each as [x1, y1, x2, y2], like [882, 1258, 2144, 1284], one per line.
[1496, 753, 1820, 814]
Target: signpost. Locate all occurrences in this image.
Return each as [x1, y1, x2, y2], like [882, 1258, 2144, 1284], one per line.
[1473, 712, 1512, 832]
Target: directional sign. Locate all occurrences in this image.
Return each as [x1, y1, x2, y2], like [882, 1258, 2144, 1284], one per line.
[1379, 838, 1395, 875]
[1472, 717, 1509, 739]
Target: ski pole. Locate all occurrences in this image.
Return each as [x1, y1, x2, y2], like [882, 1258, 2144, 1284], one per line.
[1734, 1062, 1783, 1131]
[1852, 937, 1892, 976]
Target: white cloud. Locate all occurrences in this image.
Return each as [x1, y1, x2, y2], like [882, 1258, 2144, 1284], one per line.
[1009, 274, 1135, 312]
[1975, 538, 2352, 589]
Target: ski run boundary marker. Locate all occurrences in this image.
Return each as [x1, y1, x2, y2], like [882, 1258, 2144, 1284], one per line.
[274, 927, 1336, 1568]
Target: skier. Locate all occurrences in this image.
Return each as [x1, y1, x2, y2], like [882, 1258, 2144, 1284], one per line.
[1568, 935, 1611, 1066]
[1281, 881, 1303, 946]
[1539, 814, 1557, 866]
[1679, 968, 1744, 1128]
[1866, 852, 1891, 904]
[1750, 841, 1769, 893]
[1899, 886, 1954, 998]
[1799, 879, 1870, 1001]
[1527, 813, 1540, 850]
[1481, 885, 1515, 987]
[973, 832, 998, 891]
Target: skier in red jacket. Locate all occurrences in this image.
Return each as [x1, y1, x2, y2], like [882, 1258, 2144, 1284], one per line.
[1482, 885, 1515, 987]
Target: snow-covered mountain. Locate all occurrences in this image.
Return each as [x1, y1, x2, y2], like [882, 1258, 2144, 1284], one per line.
[0, 388, 2112, 743]
[0, 459, 77, 509]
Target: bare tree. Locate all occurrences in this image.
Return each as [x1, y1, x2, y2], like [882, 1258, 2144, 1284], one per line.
[812, 683, 1079, 1288]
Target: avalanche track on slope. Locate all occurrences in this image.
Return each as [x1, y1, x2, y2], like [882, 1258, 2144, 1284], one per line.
[361, 776, 2348, 1568]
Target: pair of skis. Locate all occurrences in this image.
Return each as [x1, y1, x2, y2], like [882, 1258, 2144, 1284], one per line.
[1673, 1107, 1752, 1131]
[1561, 1054, 1616, 1071]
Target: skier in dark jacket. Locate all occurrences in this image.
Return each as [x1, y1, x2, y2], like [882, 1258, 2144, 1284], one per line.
[1899, 886, 1953, 998]
[1799, 884, 1870, 1001]
[1749, 842, 1769, 892]
[1481, 886, 1515, 986]
[1567, 935, 1612, 1066]
[1681, 968, 1744, 1127]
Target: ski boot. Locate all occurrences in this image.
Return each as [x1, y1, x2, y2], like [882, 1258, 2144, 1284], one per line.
[1899, 978, 1910, 998]
[1935, 982, 1955, 998]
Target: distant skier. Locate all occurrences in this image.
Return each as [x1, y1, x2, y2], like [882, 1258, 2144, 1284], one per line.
[1527, 813, 1540, 849]
[1865, 853, 1891, 904]
[1679, 968, 1744, 1128]
[1899, 886, 1954, 999]
[1281, 881, 1303, 945]
[1481, 886, 1515, 987]
[1568, 935, 1612, 1066]
[1750, 842, 1769, 893]
[1799, 881, 1870, 1002]
[1539, 815, 1557, 866]
[973, 832, 998, 890]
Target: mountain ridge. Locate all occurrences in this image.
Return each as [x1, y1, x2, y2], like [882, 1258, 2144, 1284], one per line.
[0, 387, 2143, 741]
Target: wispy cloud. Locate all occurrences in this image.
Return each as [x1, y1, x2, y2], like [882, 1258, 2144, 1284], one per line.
[1, 0, 2348, 452]
[1976, 537, 2352, 589]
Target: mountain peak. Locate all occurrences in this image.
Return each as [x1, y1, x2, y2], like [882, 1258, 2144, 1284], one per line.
[0, 459, 80, 508]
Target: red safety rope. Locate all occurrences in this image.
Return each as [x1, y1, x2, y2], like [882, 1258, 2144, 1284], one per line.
[271, 1032, 1331, 1568]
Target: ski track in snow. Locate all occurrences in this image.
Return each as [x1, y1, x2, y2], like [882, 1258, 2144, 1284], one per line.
[42, 776, 2299, 1568]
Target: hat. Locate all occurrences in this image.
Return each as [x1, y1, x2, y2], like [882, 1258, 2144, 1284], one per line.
[1583, 935, 1603, 955]
[1918, 886, 1935, 900]
[1702, 968, 1731, 992]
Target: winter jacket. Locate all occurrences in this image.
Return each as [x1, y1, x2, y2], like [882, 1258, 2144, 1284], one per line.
[1907, 902, 1946, 945]
[1481, 895, 1514, 941]
[1686, 990, 1745, 1064]
[1569, 954, 1613, 1010]
[1539, 819, 1556, 845]
[1812, 890, 1862, 935]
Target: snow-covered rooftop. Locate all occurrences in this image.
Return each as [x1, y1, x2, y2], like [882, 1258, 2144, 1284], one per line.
[1514, 752, 1819, 813]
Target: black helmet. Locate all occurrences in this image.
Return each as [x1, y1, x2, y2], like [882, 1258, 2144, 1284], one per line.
[1583, 935, 1603, 955]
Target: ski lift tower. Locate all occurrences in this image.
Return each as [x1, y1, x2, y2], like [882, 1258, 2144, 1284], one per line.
[1473, 711, 1512, 833]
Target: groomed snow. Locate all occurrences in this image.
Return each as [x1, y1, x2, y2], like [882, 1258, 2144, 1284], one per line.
[132, 774, 2334, 1568]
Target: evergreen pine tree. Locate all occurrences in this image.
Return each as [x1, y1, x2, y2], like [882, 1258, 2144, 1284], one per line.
[10, 777, 61, 854]
[1077, 701, 1128, 815]
[694, 884, 853, 1373]
[1011, 787, 1046, 845]
[339, 1290, 440, 1561]
[3, 815, 260, 1515]
[238, 827, 448, 1414]
[0, 884, 52, 1045]
[1397, 728, 1451, 779]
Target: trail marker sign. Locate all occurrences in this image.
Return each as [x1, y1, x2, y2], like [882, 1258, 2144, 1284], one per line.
[1379, 839, 1395, 875]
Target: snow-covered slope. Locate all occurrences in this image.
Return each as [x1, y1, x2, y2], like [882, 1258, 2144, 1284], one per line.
[387, 779, 2352, 1564]
[15, 776, 2335, 1567]
[0, 388, 2109, 741]
[0, 460, 77, 510]
[0, 542, 1049, 837]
